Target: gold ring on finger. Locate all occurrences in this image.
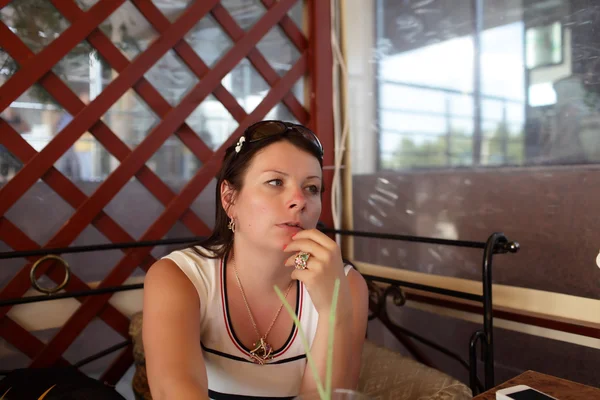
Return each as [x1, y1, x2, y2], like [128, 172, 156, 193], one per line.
[294, 252, 310, 270]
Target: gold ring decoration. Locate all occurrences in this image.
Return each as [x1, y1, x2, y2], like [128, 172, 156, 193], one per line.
[29, 255, 71, 295]
[294, 252, 310, 270]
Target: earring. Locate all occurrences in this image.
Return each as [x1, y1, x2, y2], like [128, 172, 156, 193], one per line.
[228, 218, 236, 233]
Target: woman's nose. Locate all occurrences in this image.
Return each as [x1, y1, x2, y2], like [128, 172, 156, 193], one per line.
[288, 188, 307, 210]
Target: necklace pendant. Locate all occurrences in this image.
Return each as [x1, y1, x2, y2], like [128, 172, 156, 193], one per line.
[250, 338, 273, 364]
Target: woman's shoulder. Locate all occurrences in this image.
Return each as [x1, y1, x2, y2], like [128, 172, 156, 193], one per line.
[150, 245, 223, 306]
[160, 245, 223, 281]
[164, 245, 222, 264]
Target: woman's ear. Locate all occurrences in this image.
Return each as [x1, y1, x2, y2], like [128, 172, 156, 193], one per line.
[220, 180, 236, 217]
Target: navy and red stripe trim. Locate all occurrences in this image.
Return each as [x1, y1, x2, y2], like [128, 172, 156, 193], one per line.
[220, 257, 303, 361]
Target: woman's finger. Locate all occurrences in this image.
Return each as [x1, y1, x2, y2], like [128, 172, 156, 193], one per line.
[285, 254, 324, 273]
[290, 229, 337, 251]
[283, 238, 329, 261]
[284, 252, 298, 267]
[290, 266, 314, 283]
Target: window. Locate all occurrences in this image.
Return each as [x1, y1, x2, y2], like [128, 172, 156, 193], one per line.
[349, 0, 600, 171]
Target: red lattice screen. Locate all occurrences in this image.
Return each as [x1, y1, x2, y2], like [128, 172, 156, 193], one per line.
[0, 0, 333, 383]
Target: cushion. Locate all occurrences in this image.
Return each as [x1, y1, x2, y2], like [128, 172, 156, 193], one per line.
[358, 341, 472, 399]
[130, 312, 145, 366]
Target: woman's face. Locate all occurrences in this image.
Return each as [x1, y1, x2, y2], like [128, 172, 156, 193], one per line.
[229, 140, 322, 250]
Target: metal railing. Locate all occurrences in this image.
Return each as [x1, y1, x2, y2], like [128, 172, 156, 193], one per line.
[0, 227, 520, 395]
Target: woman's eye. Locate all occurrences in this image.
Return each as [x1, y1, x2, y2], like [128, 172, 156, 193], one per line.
[267, 179, 283, 187]
[306, 185, 320, 194]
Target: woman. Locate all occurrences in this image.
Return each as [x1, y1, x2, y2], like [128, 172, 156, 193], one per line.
[143, 120, 369, 399]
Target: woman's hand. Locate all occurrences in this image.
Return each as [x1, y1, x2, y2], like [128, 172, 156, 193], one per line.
[283, 229, 351, 317]
[284, 229, 369, 391]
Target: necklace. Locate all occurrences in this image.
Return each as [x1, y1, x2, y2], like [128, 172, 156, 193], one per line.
[231, 256, 294, 365]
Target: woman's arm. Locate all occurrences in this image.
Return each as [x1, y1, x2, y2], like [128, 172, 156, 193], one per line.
[143, 259, 209, 400]
[299, 269, 369, 393]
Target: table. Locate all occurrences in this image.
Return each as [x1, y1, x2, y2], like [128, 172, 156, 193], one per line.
[474, 370, 600, 400]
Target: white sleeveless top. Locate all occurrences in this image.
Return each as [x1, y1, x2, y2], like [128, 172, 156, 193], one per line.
[162, 247, 352, 400]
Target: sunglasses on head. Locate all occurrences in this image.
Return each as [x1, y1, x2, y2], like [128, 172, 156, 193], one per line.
[238, 120, 323, 158]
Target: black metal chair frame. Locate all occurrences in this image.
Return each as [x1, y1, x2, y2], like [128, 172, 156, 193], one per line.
[0, 228, 519, 395]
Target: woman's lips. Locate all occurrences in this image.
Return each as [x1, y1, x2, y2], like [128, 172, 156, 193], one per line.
[277, 223, 303, 234]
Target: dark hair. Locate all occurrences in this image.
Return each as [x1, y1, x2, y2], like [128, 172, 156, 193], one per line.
[189, 121, 324, 259]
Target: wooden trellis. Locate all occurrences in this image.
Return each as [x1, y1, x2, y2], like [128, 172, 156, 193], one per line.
[0, 0, 333, 383]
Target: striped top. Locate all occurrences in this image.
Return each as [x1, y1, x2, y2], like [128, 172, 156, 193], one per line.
[162, 247, 352, 400]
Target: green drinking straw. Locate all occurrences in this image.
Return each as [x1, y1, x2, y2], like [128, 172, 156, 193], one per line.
[275, 278, 341, 400]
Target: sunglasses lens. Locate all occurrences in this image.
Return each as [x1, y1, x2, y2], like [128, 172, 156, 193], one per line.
[294, 126, 323, 154]
[247, 121, 287, 141]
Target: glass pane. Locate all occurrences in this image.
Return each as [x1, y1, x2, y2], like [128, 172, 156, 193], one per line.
[222, 58, 270, 113]
[347, 16, 600, 399]
[99, 1, 159, 61]
[220, 0, 265, 31]
[77, 0, 100, 10]
[375, 0, 475, 171]
[144, 49, 199, 106]
[4, 83, 71, 157]
[347, 0, 600, 301]
[482, 22, 526, 101]
[185, 13, 234, 67]
[104, 179, 165, 240]
[190, 177, 217, 230]
[292, 76, 305, 107]
[480, 20, 526, 167]
[507, 140, 524, 165]
[103, 89, 160, 150]
[64, 134, 120, 183]
[0, 240, 25, 290]
[526, 21, 562, 69]
[3, 56, 120, 189]
[449, 136, 473, 167]
[65, 225, 125, 282]
[63, 319, 125, 376]
[185, 94, 239, 151]
[363, 1, 542, 170]
[52, 40, 116, 101]
[288, 0, 305, 29]
[256, 25, 301, 76]
[131, 267, 147, 278]
[152, 0, 191, 22]
[146, 136, 198, 189]
[4, 181, 75, 245]
[0, 1, 69, 54]
[150, 221, 196, 259]
[31, 327, 59, 345]
[0, 51, 15, 87]
[0, 114, 24, 185]
[380, 83, 447, 115]
[266, 102, 300, 124]
[379, 37, 474, 94]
